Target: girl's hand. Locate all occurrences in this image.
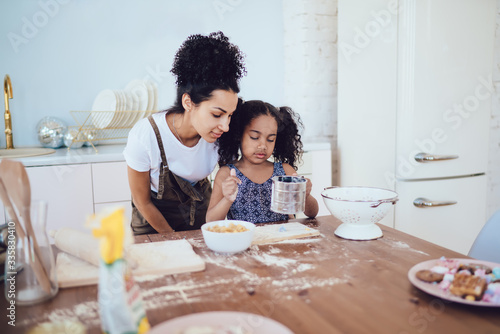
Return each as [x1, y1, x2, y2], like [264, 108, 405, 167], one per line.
[222, 168, 241, 202]
[292, 172, 312, 197]
[305, 177, 313, 197]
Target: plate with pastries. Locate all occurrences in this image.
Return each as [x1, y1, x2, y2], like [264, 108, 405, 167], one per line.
[408, 257, 500, 307]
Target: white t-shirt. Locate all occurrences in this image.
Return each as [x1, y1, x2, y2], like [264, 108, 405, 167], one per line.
[123, 112, 218, 192]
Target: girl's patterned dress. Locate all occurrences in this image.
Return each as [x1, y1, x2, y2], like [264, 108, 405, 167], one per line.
[226, 162, 289, 224]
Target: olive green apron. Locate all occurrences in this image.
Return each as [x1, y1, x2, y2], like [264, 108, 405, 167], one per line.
[131, 115, 212, 235]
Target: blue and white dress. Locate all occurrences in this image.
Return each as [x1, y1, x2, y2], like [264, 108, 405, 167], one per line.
[226, 162, 289, 224]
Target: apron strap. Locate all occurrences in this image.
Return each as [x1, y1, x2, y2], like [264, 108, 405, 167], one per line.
[148, 115, 169, 199]
[147, 114, 209, 227]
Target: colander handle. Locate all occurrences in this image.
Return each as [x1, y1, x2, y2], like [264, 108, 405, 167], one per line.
[370, 198, 399, 208]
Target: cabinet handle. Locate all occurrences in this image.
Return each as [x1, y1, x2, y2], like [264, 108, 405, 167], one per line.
[414, 153, 459, 163]
[413, 197, 457, 208]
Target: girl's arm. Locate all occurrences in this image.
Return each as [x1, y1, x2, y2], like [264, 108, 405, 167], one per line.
[283, 164, 319, 218]
[127, 166, 174, 233]
[206, 166, 241, 222]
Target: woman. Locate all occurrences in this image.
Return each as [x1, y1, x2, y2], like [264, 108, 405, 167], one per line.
[124, 31, 246, 234]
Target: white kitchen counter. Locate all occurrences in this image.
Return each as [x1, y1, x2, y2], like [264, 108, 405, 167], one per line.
[12, 143, 127, 167]
[12, 141, 331, 167]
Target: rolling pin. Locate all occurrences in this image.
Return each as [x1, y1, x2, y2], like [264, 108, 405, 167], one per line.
[51, 228, 100, 266]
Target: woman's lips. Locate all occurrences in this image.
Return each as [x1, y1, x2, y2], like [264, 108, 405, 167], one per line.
[211, 132, 222, 139]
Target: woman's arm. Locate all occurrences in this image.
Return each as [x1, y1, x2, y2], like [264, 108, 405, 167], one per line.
[127, 166, 174, 233]
[283, 164, 319, 218]
[206, 166, 241, 222]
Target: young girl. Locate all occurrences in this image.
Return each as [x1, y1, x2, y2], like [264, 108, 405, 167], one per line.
[206, 100, 318, 223]
[124, 32, 246, 234]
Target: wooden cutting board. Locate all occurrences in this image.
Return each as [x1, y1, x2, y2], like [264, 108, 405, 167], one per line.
[56, 239, 205, 288]
[252, 222, 320, 245]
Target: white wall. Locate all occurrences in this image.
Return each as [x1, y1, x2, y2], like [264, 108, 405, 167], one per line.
[0, 0, 284, 147]
[488, 0, 500, 218]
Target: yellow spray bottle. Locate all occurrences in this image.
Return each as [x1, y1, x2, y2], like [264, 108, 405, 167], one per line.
[89, 206, 150, 334]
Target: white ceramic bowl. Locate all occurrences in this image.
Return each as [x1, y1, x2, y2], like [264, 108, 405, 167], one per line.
[201, 220, 256, 254]
[321, 186, 398, 240]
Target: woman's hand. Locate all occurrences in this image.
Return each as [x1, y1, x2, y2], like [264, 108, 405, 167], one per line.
[222, 168, 241, 202]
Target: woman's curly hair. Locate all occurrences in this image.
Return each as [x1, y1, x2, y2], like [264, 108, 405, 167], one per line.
[217, 100, 304, 170]
[168, 31, 246, 112]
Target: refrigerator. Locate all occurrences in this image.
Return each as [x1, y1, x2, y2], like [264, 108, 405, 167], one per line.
[338, 0, 496, 254]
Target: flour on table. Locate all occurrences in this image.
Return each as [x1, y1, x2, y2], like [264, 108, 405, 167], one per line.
[141, 238, 349, 312]
[18, 301, 101, 329]
[380, 238, 430, 256]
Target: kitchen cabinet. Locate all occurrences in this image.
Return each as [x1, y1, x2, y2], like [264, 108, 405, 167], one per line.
[395, 175, 487, 255]
[92, 161, 132, 220]
[26, 161, 132, 236]
[296, 148, 332, 217]
[27, 164, 94, 234]
[338, 0, 495, 254]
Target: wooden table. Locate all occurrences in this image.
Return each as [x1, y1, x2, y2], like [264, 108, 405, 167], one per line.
[2, 216, 500, 334]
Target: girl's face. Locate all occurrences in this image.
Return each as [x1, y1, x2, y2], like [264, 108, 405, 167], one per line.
[191, 89, 239, 143]
[240, 114, 278, 165]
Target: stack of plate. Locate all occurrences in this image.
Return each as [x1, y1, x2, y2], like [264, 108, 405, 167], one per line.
[91, 79, 158, 129]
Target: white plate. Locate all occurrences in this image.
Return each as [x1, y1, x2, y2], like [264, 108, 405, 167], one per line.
[149, 311, 293, 334]
[91, 89, 117, 129]
[144, 80, 155, 112]
[151, 81, 158, 111]
[125, 79, 149, 126]
[125, 79, 148, 111]
[408, 258, 500, 307]
[110, 90, 125, 127]
[125, 89, 141, 127]
[120, 90, 136, 127]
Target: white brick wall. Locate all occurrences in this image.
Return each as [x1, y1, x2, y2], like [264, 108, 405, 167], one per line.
[488, 1, 500, 218]
[283, 0, 338, 183]
[283, 0, 500, 217]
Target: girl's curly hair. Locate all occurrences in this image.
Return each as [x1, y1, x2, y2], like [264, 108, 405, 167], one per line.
[168, 31, 246, 113]
[217, 100, 304, 170]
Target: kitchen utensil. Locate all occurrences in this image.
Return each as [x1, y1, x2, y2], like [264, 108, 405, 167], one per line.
[322, 186, 398, 240]
[54, 238, 205, 288]
[0, 160, 55, 298]
[252, 222, 320, 245]
[2, 198, 58, 304]
[271, 175, 307, 214]
[201, 220, 256, 254]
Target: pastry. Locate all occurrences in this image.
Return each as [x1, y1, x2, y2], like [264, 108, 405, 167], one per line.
[416, 269, 444, 283]
[449, 273, 487, 300]
[458, 263, 492, 275]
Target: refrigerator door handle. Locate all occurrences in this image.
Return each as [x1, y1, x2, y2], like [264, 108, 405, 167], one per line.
[413, 197, 458, 208]
[414, 153, 459, 163]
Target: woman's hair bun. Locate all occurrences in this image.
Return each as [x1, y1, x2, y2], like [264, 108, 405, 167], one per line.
[171, 31, 246, 89]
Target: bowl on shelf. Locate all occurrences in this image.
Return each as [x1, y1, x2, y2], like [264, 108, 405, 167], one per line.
[321, 186, 398, 240]
[201, 220, 256, 254]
